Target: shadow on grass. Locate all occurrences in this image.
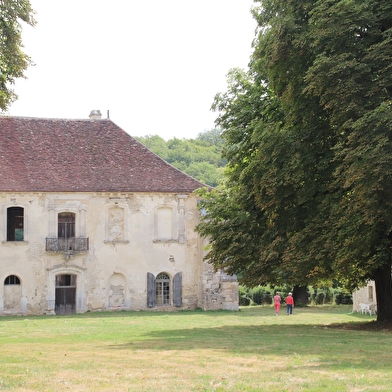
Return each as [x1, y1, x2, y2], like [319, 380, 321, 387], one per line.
[105, 322, 392, 374]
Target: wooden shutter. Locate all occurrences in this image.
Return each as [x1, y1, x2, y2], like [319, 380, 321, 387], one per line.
[147, 273, 156, 307]
[173, 272, 182, 307]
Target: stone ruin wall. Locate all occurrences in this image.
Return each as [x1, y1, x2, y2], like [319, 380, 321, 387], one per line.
[200, 262, 239, 311]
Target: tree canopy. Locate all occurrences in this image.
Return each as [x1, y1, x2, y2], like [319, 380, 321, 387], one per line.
[135, 129, 227, 187]
[196, 0, 392, 321]
[0, 0, 35, 111]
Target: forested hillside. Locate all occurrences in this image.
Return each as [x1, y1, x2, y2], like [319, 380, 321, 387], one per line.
[135, 129, 226, 187]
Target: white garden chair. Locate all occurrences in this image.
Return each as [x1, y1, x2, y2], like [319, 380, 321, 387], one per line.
[358, 303, 371, 315]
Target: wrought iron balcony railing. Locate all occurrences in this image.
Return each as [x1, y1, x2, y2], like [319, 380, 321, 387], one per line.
[46, 237, 89, 253]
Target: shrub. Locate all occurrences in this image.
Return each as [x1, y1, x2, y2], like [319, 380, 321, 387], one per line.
[239, 296, 251, 306]
[248, 286, 272, 305]
[335, 291, 353, 305]
[239, 286, 251, 306]
[239, 285, 352, 306]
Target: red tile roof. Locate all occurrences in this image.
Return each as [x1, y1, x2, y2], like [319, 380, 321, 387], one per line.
[0, 116, 206, 193]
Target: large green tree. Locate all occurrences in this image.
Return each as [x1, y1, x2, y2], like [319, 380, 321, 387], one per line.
[0, 0, 35, 111]
[302, 0, 392, 320]
[197, 0, 392, 321]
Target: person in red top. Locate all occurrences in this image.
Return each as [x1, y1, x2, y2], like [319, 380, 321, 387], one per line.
[273, 292, 281, 315]
[286, 292, 294, 315]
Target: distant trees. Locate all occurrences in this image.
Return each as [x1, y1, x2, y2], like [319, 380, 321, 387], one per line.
[0, 0, 35, 111]
[135, 129, 227, 187]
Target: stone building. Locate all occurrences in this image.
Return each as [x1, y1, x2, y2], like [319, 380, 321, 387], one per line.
[352, 281, 377, 314]
[0, 113, 238, 315]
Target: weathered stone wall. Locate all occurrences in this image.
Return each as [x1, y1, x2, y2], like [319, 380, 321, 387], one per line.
[1, 191, 230, 315]
[199, 263, 239, 311]
[352, 280, 377, 313]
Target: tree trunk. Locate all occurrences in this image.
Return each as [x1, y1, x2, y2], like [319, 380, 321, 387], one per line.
[373, 262, 392, 322]
[293, 285, 308, 306]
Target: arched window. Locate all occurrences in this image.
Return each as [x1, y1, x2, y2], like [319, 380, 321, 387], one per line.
[147, 272, 182, 307]
[4, 275, 21, 285]
[7, 207, 24, 241]
[156, 273, 170, 305]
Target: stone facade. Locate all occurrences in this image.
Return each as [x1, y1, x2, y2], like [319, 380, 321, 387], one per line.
[0, 190, 238, 315]
[352, 280, 377, 314]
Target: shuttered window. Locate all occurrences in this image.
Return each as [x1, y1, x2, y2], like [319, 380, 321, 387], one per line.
[147, 272, 182, 307]
[156, 273, 170, 305]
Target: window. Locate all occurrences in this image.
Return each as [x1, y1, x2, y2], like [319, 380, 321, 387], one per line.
[58, 212, 75, 250]
[368, 285, 374, 301]
[4, 275, 21, 285]
[156, 273, 170, 305]
[7, 207, 24, 241]
[147, 272, 182, 307]
[56, 274, 76, 287]
[58, 212, 75, 239]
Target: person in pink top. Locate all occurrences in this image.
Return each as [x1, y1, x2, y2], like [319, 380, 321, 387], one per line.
[286, 292, 294, 315]
[273, 291, 281, 315]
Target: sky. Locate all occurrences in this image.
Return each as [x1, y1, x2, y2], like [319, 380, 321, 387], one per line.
[8, 0, 257, 140]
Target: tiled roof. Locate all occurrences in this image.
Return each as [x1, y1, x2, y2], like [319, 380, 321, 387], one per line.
[0, 116, 206, 193]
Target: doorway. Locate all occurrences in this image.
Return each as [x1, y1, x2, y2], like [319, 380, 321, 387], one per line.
[55, 274, 76, 315]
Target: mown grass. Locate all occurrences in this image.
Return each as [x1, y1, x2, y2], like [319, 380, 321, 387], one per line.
[0, 305, 391, 391]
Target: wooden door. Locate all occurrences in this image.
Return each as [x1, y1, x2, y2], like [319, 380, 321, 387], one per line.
[55, 274, 76, 315]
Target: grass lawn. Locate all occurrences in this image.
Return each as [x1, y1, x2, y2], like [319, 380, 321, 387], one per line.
[0, 305, 391, 391]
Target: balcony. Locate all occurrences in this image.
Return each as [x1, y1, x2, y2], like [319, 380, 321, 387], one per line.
[46, 237, 89, 253]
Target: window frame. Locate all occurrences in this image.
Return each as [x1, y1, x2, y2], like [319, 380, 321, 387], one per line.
[6, 206, 25, 242]
[156, 272, 171, 305]
[4, 275, 21, 285]
[58, 212, 76, 240]
[147, 272, 182, 307]
[368, 285, 374, 301]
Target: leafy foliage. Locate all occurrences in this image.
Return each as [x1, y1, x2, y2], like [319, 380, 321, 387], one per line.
[0, 0, 35, 111]
[135, 129, 227, 187]
[238, 285, 352, 306]
[196, 0, 392, 321]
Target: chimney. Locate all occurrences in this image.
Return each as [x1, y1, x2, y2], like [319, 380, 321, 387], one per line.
[89, 110, 102, 119]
